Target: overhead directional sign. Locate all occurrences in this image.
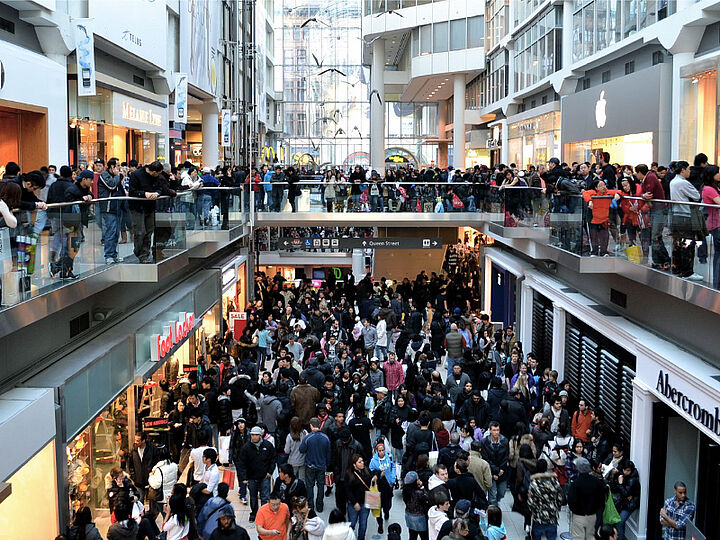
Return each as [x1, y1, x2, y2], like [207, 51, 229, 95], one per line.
[280, 237, 443, 250]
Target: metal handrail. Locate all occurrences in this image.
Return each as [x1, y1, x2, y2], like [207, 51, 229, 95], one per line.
[588, 194, 720, 209]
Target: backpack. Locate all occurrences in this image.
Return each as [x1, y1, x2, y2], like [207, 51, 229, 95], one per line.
[557, 177, 582, 195]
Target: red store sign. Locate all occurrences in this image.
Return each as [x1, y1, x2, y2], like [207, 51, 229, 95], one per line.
[150, 312, 196, 362]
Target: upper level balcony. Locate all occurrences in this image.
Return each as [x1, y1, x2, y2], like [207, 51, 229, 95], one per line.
[0, 188, 247, 334]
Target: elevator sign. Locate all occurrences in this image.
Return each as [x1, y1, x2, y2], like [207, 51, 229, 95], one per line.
[150, 311, 196, 362]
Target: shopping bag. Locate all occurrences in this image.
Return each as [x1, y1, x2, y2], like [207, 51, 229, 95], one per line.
[624, 244, 643, 264]
[324, 471, 334, 487]
[452, 194, 464, 209]
[364, 394, 374, 411]
[219, 435, 231, 464]
[222, 468, 236, 490]
[602, 490, 621, 525]
[131, 500, 144, 524]
[365, 485, 381, 512]
[428, 450, 439, 468]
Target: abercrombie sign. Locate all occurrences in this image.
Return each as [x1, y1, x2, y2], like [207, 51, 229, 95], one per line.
[150, 312, 195, 362]
[656, 370, 720, 436]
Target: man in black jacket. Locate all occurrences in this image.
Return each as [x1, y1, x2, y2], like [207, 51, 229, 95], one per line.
[128, 431, 159, 502]
[480, 421, 510, 506]
[567, 457, 606, 540]
[54, 170, 94, 279]
[438, 432, 464, 479]
[446, 458, 488, 511]
[499, 389, 529, 438]
[457, 390, 490, 429]
[127, 160, 176, 263]
[275, 464, 307, 508]
[332, 428, 363, 510]
[237, 426, 277, 521]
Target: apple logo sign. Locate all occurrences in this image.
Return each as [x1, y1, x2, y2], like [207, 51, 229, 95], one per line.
[595, 90, 607, 129]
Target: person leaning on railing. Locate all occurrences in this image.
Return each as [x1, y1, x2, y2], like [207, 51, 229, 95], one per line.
[54, 170, 94, 279]
[636, 164, 671, 271]
[668, 161, 704, 281]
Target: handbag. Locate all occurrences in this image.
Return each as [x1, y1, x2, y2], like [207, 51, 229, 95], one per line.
[624, 244, 643, 264]
[602, 489, 622, 524]
[690, 205, 709, 239]
[369, 482, 382, 517]
[219, 435, 231, 464]
[428, 433, 439, 468]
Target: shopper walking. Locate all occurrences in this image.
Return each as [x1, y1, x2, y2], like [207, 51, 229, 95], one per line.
[237, 426, 277, 522]
[567, 457, 606, 540]
[346, 454, 376, 540]
[299, 416, 332, 513]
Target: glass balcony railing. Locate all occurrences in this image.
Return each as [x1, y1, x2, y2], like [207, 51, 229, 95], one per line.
[0, 187, 246, 309]
[253, 179, 507, 214]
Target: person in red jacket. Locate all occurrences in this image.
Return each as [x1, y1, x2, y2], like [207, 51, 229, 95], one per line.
[582, 180, 622, 256]
[571, 399, 593, 443]
[617, 176, 649, 255]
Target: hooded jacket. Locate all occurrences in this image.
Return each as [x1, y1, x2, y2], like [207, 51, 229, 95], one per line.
[486, 523, 507, 540]
[259, 394, 283, 433]
[528, 471, 565, 525]
[428, 505, 449, 540]
[322, 522, 357, 540]
[107, 519, 139, 540]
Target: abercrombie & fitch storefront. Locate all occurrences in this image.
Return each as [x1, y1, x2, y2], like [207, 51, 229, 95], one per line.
[561, 63, 672, 167]
[22, 271, 221, 534]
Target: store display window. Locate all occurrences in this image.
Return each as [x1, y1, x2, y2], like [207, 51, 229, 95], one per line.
[564, 132, 653, 166]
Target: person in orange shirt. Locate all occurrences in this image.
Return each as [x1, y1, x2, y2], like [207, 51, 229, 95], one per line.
[255, 492, 291, 540]
[582, 180, 622, 256]
[571, 399, 594, 443]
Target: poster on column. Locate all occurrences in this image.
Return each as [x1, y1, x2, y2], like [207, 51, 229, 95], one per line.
[88, 0, 167, 69]
[221, 109, 232, 147]
[74, 19, 96, 97]
[179, 0, 219, 96]
[175, 73, 188, 122]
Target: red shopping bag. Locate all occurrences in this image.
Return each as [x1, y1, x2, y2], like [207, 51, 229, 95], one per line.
[222, 468, 236, 489]
[324, 472, 334, 487]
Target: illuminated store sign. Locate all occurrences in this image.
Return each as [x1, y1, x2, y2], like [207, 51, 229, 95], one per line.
[150, 312, 195, 362]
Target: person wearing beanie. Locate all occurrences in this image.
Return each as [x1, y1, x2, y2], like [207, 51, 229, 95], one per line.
[567, 456, 607, 539]
[402, 470, 430, 540]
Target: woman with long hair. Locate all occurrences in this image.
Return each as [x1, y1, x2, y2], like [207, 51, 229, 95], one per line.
[289, 496, 326, 540]
[345, 454, 377, 540]
[368, 440, 395, 534]
[162, 493, 190, 540]
[402, 470, 430, 540]
[285, 416, 308, 480]
[431, 417, 449, 449]
[67, 506, 102, 540]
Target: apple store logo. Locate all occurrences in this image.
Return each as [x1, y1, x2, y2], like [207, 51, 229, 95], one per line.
[595, 90, 607, 129]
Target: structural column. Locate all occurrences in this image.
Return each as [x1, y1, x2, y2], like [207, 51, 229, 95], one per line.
[551, 302, 566, 381]
[370, 38, 386, 173]
[352, 249, 366, 282]
[201, 101, 220, 169]
[453, 74, 466, 170]
[628, 379, 657, 540]
[438, 100, 449, 168]
[518, 281, 534, 353]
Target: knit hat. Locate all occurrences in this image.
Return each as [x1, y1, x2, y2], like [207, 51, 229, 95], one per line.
[575, 457, 591, 474]
[454, 499, 471, 517]
[404, 471, 418, 484]
[79, 169, 94, 179]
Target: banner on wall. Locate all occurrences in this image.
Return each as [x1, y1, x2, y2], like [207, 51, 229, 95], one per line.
[74, 19, 96, 97]
[175, 73, 188, 122]
[221, 109, 232, 147]
[179, 0, 219, 95]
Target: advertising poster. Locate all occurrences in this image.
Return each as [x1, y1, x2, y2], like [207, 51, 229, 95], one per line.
[175, 73, 188, 122]
[74, 19, 96, 97]
[221, 109, 232, 147]
[179, 0, 219, 96]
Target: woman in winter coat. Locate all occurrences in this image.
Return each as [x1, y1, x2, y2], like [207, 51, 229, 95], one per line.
[107, 467, 139, 519]
[613, 460, 641, 540]
[285, 416, 308, 479]
[532, 417, 553, 455]
[230, 419, 249, 503]
[368, 440, 396, 534]
[291, 496, 326, 540]
[322, 508, 356, 540]
[67, 506, 102, 540]
[388, 395, 410, 473]
[324, 171, 337, 213]
[148, 446, 179, 513]
[217, 386, 234, 436]
[402, 470, 430, 540]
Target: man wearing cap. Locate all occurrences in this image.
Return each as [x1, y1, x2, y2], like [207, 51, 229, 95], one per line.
[299, 416, 331, 512]
[255, 491, 290, 540]
[371, 387, 391, 440]
[567, 457, 606, 540]
[237, 425, 277, 522]
[208, 505, 251, 540]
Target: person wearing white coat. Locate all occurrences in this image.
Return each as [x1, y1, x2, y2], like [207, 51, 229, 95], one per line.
[428, 494, 451, 540]
[322, 509, 356, 540]
[375, 318, 388, 361]
[148, 447, 179, 518]
[290, 497, 326, 540]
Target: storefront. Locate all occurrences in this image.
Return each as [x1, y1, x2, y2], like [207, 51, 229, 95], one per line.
[219, 255, 248, 317]
[0, 39, 67, 171]
[507, 108, 561, 169]
[68, 82, 168, 168]
[22, 270, 220, 534]
[561, 63, 671, 166]
[487, 124, 503, 167]
[678, 64, 720, 163]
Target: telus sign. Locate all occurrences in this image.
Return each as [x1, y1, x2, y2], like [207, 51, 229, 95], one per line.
[656, 370, 720, 437]
[150, 312, 195, 362]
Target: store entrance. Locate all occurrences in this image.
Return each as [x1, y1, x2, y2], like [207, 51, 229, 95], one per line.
[0, 103, 48, 172]
[647, 402, 718, 539]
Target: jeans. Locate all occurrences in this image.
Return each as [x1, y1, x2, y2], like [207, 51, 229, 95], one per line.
[531, 522, 557, 540]
[130, 210, 154, 261]
[488, 478, 507, 506]
[304, 465, 326, 511]
[370, 194, 382, 212]
[650, 208, 671, 266]
[374, 345, 387, 362]
[447, 356, 462, 374]
[247, 477, 271, 517]
[347, 501, 370, 540]
[617, 509, 633, 540]
[255, 190, 265, 211]
[271, 185, 283, 211]
[196, 193, 212, 223]
[101, 212, 119, 259]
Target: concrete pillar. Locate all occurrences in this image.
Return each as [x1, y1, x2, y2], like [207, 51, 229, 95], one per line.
[453, 74, 466, 170]
[500, 119, 510, 165]
[370, 39, 386, 173]
[628, 378, 657, 540]
[562, 0, 574, 69]
[519, 281, 534, 353]
[201, 101, 220, 168]
[551, 302, 566, 380]
[438, 100, 449, 168]
[671, 52, 694, 159]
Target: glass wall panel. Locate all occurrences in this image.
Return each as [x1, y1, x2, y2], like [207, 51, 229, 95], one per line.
[433, 21, 448, 53]
[467, 16, 484, 48]
[450, 19, 466, 51]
